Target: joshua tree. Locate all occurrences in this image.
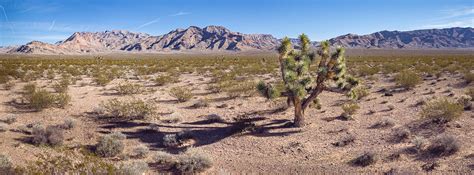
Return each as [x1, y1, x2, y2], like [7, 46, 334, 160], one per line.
[257, 34, 357, 127]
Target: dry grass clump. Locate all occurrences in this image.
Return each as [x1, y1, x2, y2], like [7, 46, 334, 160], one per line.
[152, 148, 212, 174]
[31, 125, 64, 147]
[0, 154, 14, 174]
[391, 127, 411, 143]
[0, 123, 7, 132]
[95, 132, 126, 157]
[351, 151, 377, 167]
[118, 161, 149, 175]
[170, 87, 193, 102]
[463, 72, 474, 84]
[60, 118, 77, 130]
[101, 98, 155, 120]
[411, 136, 428, 153]
[174, 148, 213, 174]
[190, 99, 210, 108]
[341, 102, 360, 120]
[426, 135, 460, 157]
[3, 114, 17, 124]
[132, 145, 150, 159]
[466, 87, 474, 99]
[420, 98, 463, 123]
[369, 118, 395, 129]
[115, 82, 143, 95]
[3, 79, 15, 90]
[154, 75, 176, 86]
[395, 70, 421, 89]
[457, 95, 472, 110]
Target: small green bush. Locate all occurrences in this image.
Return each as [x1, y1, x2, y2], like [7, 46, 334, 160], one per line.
[95, 132, 125, 157]
[347, 86, 369, 100]
[341, 102, 360, 120]
[170, 87, 193, 102]
[395, 70, 421, 89]
[420, 98, 463, 123]
[101, 98, 155, 120]
[52, 78, 70, 93]
[28, 89, 56, 111]
[154, 75, 175, 86]
[116, 82, 143, 95]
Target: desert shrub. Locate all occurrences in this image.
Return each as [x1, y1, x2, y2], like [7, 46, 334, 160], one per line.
[23, 85, 70, 110]
[101, 98, 155, 120]
[170, 87, 193, 102]
[17, 151, 117, 174]
[411, 136, 427, 153]
[357, 65, 380, 76]
[0, 154, 13, 174]
[32, 125, 64, 147]
[60, 118, 77, 130]
[369, 118, 395, 129]
[54, 93, 71, 108]
[224, 81, 257, 98]
[395, 70, 421, 89]
[52, 78, 70, 93]
[347, 86, 369, 100]
[116, 82, 143, 95]
[190, 99, 210, 108]
[118, 161, 149, 175]
[27, 89, 56, 110]
[95, 132, 125, 157]
[175, 148, 212, 174]
[420, 98, 463, 123]
[341, 102, 360, 120]
[161, 113, 182, 123]
[205, 114, 224, 123]
[0, 124, 7, 132]
[94, 73, 113, 86]
[427, 135, 460, 156]
[163, 130, 194, 148]
[391, 127, 410, 142]
[350, 151, 377, 167]
[154, 75, 175, 86]
[457, 95, 472, 110]
[3, 80, 15, 90]
[463, 72, 474, 84]
[466, 87, 474, 99]
[132, 145, 150, 159]
[154, 151, 177, 166]
[3, 114, 17, 124]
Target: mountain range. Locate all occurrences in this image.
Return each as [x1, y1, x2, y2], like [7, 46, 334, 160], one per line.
[4, 26, 474, 54]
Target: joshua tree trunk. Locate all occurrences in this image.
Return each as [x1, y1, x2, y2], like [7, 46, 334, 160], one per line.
[293, 98, 305, 127]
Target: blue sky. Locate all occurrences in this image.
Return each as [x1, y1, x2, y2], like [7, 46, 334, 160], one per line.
[0, 0, 472, 46]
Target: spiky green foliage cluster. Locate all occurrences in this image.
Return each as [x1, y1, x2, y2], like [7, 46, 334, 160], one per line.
[258, 34, 353, 101]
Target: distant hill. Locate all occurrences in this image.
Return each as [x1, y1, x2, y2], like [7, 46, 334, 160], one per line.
[5, 26, 473, 54]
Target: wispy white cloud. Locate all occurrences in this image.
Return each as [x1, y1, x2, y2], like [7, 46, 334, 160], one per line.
[419, 6, 473, 29]
[48, 20, 56, 31]
[19, 4, 61, 13]
[0, 5, 14, 33]
[421, 19, 473, 29]
[136, 17, 160, 30]
[169, 11, 191, 17]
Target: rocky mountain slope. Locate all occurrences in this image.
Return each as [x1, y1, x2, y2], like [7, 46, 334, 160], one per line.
[329, 27, 473, 49]
[5, 26, 474, 54]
